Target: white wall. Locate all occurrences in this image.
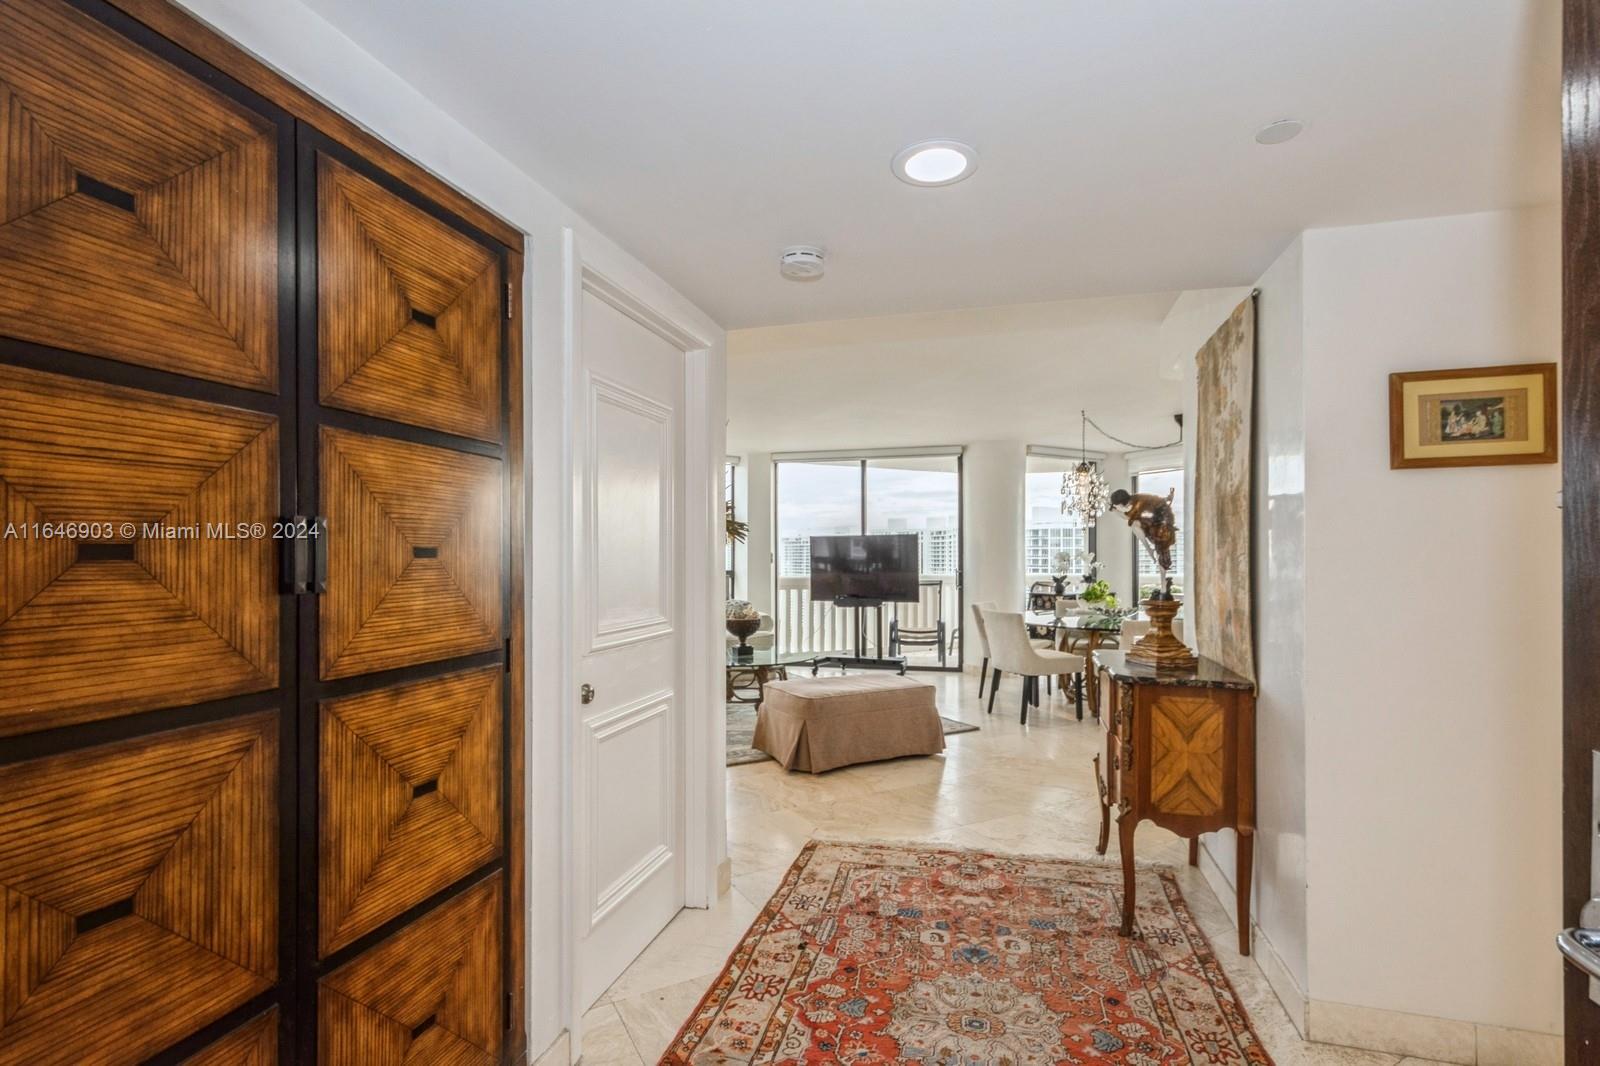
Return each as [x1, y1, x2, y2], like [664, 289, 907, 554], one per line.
[167, 1, 726, 1056]
[1301, 207, 1561, 1036]
[1182, 262, 1313, 1026]
[1172, 210, 1561, 1050]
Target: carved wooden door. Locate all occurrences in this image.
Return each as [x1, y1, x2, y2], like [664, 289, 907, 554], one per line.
[0, 0, 293, 1061]
[299, 131, 510, 1066]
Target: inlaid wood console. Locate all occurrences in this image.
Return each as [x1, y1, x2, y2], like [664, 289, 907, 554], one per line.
[1092, 650, 1257, 955]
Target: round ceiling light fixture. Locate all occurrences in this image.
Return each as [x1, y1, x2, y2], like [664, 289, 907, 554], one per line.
[892, 140, 978, 186]
[1254, 118, 1304, 145]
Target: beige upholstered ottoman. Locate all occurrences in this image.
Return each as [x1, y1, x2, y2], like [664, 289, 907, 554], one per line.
[753, 674, 944, 773]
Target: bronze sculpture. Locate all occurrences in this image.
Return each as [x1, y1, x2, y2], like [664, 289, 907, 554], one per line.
[1109, 487, 1178, 599]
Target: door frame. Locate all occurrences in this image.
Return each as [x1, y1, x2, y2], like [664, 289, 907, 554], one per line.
[1565, 0, 1600, 1055]
[557, 229, 723, 1059]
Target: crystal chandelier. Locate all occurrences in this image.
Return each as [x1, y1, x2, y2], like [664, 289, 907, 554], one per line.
[1061, 410, 1111, 527]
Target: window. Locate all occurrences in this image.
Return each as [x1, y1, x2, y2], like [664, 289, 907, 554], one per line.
[1024, 453, 1096, 587]
[772, 454, 962, 669]
[1131, 467, 1184, 600]
[724, 460, 737, 600]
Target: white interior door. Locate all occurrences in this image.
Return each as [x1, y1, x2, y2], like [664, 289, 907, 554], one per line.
[574, 283, 686, 1009]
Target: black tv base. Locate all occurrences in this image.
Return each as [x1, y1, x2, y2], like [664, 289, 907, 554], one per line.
[811, 655, 907, 676]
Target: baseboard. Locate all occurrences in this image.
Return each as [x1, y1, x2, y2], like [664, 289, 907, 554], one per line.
[1306, 1000, 1560, 1066]
[1191, 845, 1560, 1065]
[531, 1031, 571, 1066]
[1194, 843, 1308, 1036]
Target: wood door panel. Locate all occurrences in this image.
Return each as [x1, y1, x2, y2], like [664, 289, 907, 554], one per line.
[182, 1008, 278, 1066]
[1147, 693, 1227, 817]
[0, 0, 279, 390]
[0, 712, 277, 1065]
[319, 427, 502, 680]
[318, 154, 501, 442]
[318, 873, 502, 1066]
[320, 667, 502, 956]
[0, 364, 279, 736]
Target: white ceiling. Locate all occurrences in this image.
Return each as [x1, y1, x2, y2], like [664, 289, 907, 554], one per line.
[303, 0, 1559, 329]
[725, 292, 1185, 456]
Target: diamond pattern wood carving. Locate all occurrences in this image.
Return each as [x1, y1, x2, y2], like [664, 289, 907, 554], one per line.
[0, 713, 277, 1066]
[320, 427, 502, 680]
[320, 667, 503, 955]
[181, 1008, 278, 1066]
[318, 873, 502, 1066]
[318, 154, 501, 441]
[1149, 694, 1226, 817]
[0, 0, 279, 390]
[0, 365, 278, 736]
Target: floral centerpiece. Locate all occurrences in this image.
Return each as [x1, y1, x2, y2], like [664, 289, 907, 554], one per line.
[1078, 579, 1138, 626]
[725, 599, 761, 658]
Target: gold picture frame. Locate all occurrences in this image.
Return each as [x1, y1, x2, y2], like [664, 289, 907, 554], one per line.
[1388, 362, 1557, 469]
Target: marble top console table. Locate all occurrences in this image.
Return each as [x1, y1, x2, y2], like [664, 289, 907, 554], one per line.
[1092, 649, 1257, 955]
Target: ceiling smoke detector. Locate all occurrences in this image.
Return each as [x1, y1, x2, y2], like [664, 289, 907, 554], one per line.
[779, 245, 826, 281]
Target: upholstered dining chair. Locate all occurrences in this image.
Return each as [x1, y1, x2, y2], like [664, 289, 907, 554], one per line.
[985, 611, 1085, 725]
[970, 602, 997, 698]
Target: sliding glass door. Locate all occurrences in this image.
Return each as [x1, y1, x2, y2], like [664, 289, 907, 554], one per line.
[774, 461, 862, 657]
[773, 454, 963, 670]
[867, 459, 961, 668]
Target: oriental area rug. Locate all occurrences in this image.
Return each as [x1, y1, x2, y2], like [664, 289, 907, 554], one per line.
[661, 840, 1273, 1065]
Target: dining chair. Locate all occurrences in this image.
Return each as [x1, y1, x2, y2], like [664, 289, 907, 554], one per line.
[970, 601, 997, 698]
[986, 611, 1085, 724]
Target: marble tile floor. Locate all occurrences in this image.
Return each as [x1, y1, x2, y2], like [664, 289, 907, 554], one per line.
[584, 672, 1456, 1066]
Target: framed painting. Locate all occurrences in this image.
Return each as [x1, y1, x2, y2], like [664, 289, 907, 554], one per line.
[1388, 362, 1557, 469]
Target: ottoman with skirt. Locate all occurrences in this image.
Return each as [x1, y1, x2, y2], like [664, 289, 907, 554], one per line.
[753, 674, 944, 773]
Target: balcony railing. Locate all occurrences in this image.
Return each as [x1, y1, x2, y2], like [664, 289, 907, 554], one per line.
[774, 575, 959, 664]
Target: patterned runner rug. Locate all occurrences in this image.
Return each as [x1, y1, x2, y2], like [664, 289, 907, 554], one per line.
[662, 840, 1273, 1064]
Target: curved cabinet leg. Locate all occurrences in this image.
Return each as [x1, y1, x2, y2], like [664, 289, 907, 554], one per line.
[1188, 836, 1199, 867]
[1095, 790, 1110, 856]
[1236, 828, 1254, 956]
[1117, 814, 1137, 937]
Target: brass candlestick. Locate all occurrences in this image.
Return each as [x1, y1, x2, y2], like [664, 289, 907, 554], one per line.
[1126, 597, 1196, 669]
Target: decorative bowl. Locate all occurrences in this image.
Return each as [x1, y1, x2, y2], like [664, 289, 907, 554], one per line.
[726, 617, 760, 648]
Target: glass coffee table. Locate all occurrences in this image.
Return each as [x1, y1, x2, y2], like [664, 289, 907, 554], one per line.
[725, 648, 846, 703]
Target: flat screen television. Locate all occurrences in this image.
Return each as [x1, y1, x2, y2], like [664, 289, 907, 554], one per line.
[809, 534, 920, 605]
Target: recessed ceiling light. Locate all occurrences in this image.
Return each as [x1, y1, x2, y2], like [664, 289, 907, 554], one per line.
[892, 140, 978, 186]
[1255, 119, 1304, 145]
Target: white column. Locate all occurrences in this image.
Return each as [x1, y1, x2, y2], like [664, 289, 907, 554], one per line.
[962, 440, 1027, 624]
[741, 451, 773, 615]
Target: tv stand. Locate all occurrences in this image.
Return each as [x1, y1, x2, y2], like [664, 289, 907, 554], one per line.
[811, 654, 907, 676]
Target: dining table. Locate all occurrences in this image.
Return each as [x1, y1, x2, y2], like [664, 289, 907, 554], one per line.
[1023, 610, 1142, 719]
